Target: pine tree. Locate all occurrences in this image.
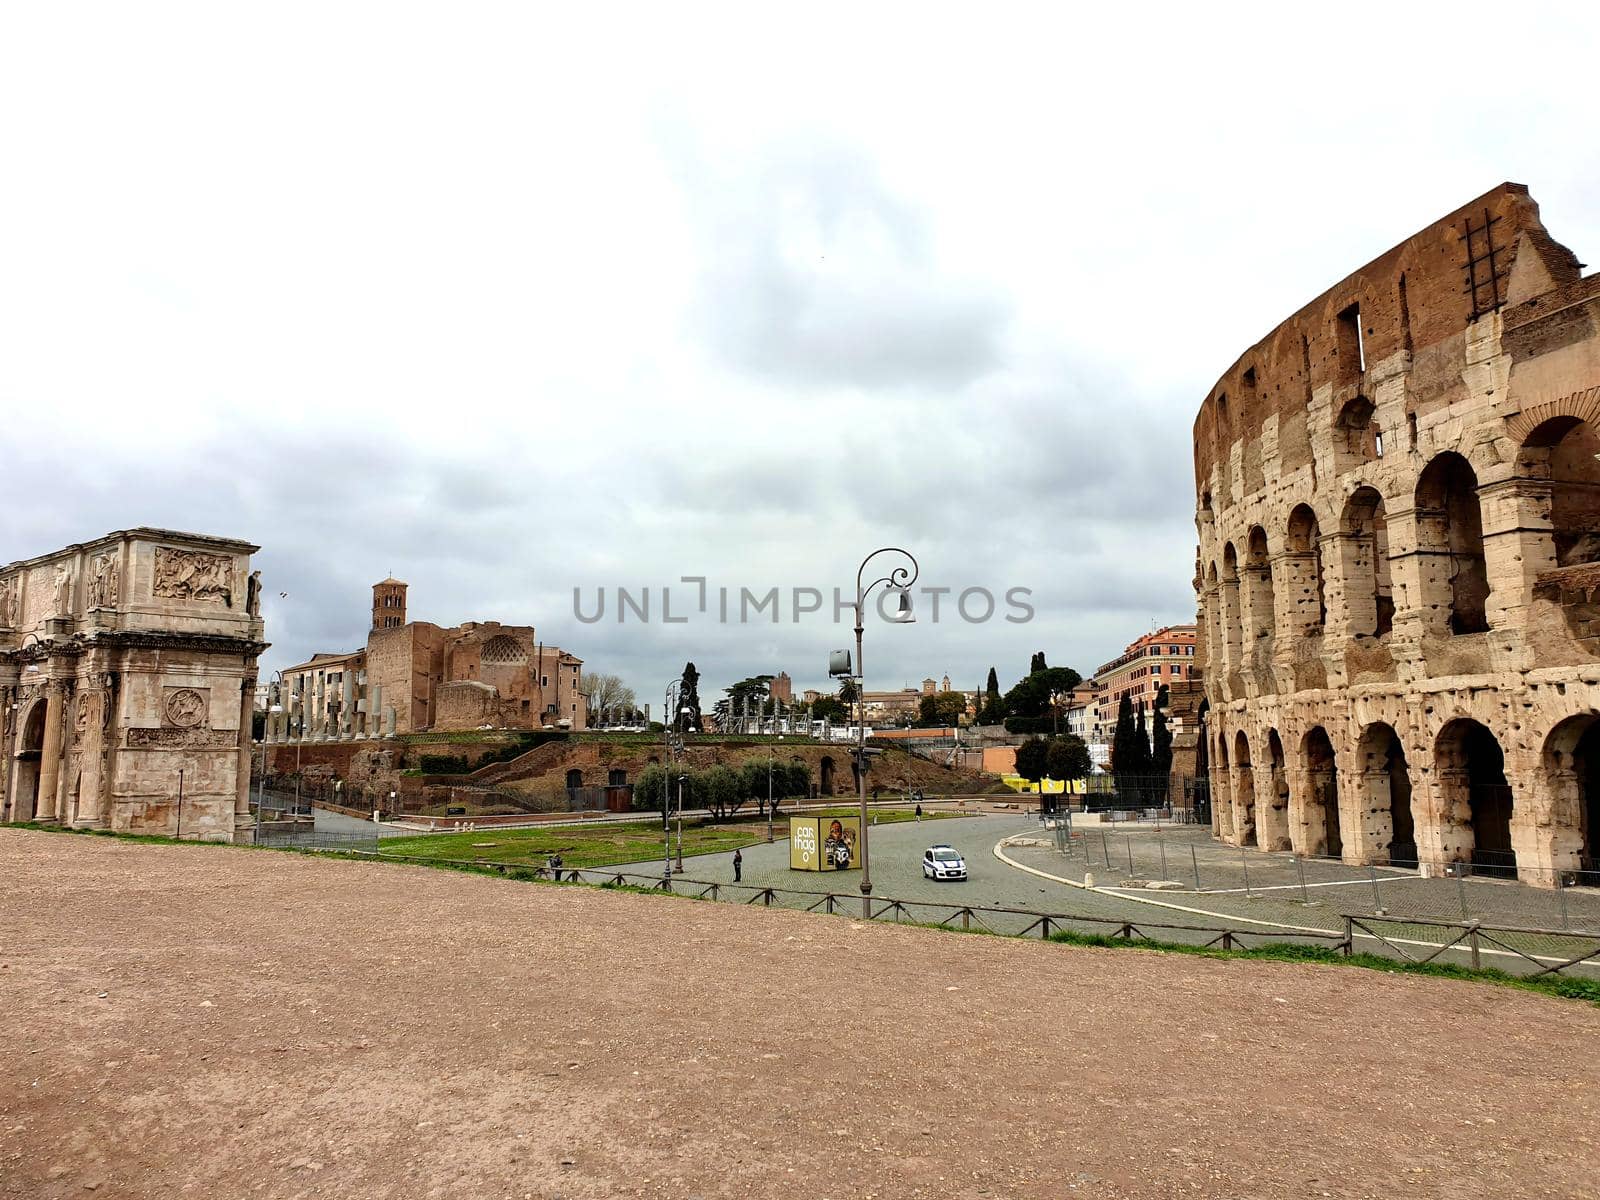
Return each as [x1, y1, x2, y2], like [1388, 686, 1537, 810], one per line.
[1029, 651, 1048, 674]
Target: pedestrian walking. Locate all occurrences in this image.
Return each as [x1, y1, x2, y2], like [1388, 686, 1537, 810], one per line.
[914, 802, 922, 822]
[733, 848, 743, 883]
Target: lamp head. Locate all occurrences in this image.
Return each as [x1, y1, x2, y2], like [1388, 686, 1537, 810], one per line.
[889, 589, 916, 623]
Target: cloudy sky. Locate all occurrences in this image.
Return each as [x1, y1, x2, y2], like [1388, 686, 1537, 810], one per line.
[4, 3, 1598, 707]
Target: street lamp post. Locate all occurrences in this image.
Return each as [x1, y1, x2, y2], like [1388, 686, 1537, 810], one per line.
[766, 734, 784, 843]
[675, 774, 686, 872]
[833, 548, 919, 918]
[663, 679, 680, 881]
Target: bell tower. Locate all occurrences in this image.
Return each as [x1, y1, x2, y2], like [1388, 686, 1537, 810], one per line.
[372, 577, 408, 630]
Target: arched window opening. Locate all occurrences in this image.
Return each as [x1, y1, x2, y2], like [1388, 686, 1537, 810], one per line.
[1221, 544, 1242, 671]
[1261, 729, 1291, 851]
[1519, 417, 1600, 570]
[1233, 731, 1256, 847]
[1341, 486, 1393, 638]
[1336, 396, 1378, 460]
[1415, 453, 1490, 634]
[1540, 716, 1600, 878]
[1437, 719, 1514, 879]
[1303, 727, 1341, 858]
[1285, 505, 1326, 634]
[1244, 527, 1275, 642]
[1358, 723, 1414, 865]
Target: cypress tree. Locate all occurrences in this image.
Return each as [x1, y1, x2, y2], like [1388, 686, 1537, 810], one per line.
[1112, 693, 1137, 802]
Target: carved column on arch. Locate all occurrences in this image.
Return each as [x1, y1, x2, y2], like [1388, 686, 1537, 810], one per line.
[236, 675, 256, 828]
[35, 678, 66, 822]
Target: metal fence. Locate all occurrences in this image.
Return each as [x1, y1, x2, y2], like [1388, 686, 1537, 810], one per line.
[1015, 818, 1600, 943]
[306, 847, 1599, 980]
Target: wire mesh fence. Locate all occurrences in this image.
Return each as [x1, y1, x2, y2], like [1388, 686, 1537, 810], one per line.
[299, 845, 1600, 980]
[1016, 818, 1600, 938]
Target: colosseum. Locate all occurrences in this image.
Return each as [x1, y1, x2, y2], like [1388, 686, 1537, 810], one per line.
[1194, 182, 1600, 887]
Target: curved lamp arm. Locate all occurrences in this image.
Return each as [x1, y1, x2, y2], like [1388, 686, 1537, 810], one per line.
[855, 547, 920, 613]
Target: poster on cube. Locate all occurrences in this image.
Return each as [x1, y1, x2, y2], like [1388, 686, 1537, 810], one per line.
[788, 815, 860, 871]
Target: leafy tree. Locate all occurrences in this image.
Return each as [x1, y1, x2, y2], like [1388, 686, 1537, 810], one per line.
[632, 764, 672, 812]
[1029, 651, 1048, 673]
[712, 675, 774, 731]
[1046, 735, 1092, 783]
[702, 764, 743, 820]
[1003, 665, 1082, 723]
[917, 690, 967, 727]
[1014, 737, 1050, 790]
[809, 696, 848, 722]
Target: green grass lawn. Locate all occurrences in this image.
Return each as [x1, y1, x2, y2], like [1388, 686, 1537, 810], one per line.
[380, 807, 958, 869]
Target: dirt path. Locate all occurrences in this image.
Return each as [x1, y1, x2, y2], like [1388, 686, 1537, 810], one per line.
[1, 828, 1596, 1199]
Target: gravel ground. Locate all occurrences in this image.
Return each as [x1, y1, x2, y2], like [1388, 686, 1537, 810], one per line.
[3, 827, 1599, 1200]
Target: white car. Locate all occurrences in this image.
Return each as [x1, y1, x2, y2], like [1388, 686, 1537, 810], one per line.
[922, 845, 967, 881]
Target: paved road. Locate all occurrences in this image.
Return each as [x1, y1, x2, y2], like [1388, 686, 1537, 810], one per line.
[599, 812, 1102, 931]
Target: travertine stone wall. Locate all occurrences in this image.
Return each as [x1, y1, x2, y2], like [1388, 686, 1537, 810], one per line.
[1193, 183, 1600, 885]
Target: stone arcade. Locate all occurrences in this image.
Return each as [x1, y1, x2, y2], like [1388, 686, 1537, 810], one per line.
[0, 529, 266, 840]
[1194, 183, 1600, 885]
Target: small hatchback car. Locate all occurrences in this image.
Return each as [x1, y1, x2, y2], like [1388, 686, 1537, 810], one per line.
[922, 845, 967, 881]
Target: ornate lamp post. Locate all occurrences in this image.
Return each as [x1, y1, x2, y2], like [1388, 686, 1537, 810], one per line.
[832, 548, 918, 917]
[663, 678, 681, 881]
[766, 733, 784, 843]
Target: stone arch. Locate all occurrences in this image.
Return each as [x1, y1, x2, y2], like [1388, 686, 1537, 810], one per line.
[9, 699, 48, 823]
[1221, 543, 1242, 674]
[1260, 729, 1291, 850]
[1340, 486, 1393, 638]
[1516, 415, 1600, 571]
[1301, 726, 1342, 858]
[1194, 698, 1212, 824]
[1243, 526, 1275, 643]
[1435, 718, 1515, 878]
[1213, 728, 1234, 841]
[1285, 504, 1326, 635]
[1336, 395, 1379, 460]
[819, 755, 836, 796]
[1415, 452, 1490, 635]
[608, 768, 627, 787]
[1232, 730, 1256, 847]
[1355, 722, 1415, 865]
[1540, 714, 1600, 876]
[565, 768, 583, 790]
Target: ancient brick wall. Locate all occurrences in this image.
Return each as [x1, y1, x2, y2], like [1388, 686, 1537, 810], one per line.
[1194, 182, 1600, 885]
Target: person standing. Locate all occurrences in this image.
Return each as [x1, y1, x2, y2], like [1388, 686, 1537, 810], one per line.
[732, 848, 743, 883]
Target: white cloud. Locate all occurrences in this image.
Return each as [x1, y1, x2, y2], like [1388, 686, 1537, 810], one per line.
[2, 2, 1598, 701]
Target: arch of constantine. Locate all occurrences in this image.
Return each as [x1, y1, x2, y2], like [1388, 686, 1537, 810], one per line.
[1194, 182, 1600, 885]
[0, 528, 266, 840]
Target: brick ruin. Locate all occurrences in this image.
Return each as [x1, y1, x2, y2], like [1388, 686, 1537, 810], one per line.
[1194, 182, 1600, 885]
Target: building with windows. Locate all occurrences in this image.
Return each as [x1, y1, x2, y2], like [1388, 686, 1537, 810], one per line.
[1091, 626, 1197, 738]
[1195, 182, 1600, 885]
[268, 580, 586, 741]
